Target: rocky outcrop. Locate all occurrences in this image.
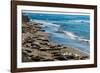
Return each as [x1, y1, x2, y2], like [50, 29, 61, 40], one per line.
[22, 15, 29, 23]
[22, 19, 89, 62]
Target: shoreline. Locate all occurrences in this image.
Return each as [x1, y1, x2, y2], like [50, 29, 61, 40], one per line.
[22, 16, 89, 62]
[32, 19, 90, 53]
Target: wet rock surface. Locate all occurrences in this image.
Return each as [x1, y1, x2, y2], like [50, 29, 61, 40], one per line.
[22, 18, 89, 62]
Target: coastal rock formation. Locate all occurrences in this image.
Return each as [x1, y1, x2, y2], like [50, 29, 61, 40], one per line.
[22, 15, 29, 23]
[22, 15, 89, 62]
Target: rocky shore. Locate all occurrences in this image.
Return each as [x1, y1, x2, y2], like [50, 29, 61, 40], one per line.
[22, 16, 89, 62]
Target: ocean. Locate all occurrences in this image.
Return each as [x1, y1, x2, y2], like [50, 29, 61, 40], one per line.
[22, 12, 90, 54]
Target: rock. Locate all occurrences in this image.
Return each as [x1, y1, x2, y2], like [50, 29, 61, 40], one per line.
[40, 42, 48, 45]
[39, 46, 50, 50]
[80, 56, 89, 60]
[40, 29, 45, 32]
[31, 56, 41, 61]
[62, 52, 69, 56]
[24, 49, 32, 53]
[25, 43, 31, 48]
[22, 15, 29, 23]
[55, 55, 68, 60]
[22, 27, 30, 33]
[50, 46, 55, 49]
[57, 44, 62, 47]
[24, 37, 33, 43]
[36, 31, 49, 37]
[66, 55, 75, 60]
[40, 49, 47, 51]
[48, 43, 57, 48]
[22, 52, 32, 62]
[22, 47, 33, 55]
[22, 21, 89, 62]
[31, 49, 39, 57]
[32, 36, 38, 38]
[37, 37, 46, 40]
[31, 43, 41, 49]
[53, 53, 61, 56]
[32, 41, 40, 45]
[41, 59, 54, 61]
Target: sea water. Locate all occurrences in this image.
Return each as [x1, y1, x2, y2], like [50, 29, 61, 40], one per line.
[22, 12, 90, 54]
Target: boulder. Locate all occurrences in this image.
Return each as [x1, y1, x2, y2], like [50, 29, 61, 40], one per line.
[22, 15, 29, 23]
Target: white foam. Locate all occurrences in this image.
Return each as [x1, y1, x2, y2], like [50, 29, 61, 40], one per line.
[32, 19, 89, 44]
[63, 31, 77, 40]
[32, 20, 60, 32]
[32, 20, 60, 27]
[63, 30, 89, 43]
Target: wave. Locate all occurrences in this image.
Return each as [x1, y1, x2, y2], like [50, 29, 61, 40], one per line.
[32, 19, 89, 44]
[32, 20, 60, 32]
[32, 20, 60, 27]
[67, 20, 89, 23]
[62, 30, 89, 44]
[63, 31, 77, 40]
[49, 20, 89, 23]
[32, 19, 89, 26]
[44, 20, 89, 24]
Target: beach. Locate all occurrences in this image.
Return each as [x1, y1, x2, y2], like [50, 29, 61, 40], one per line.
[22, 15, 89, 62]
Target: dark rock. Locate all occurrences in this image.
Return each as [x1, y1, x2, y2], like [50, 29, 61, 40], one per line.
[22, 52, 32, 62]
[31, 56, 43, 61]
[22, 20, 88, 62]
[42, 39, 49, 42]
[40, 49, 47, 51]
[55, 55, 68, 60]
[25, 37, 33, 43]
[80, 56, 89, 60]
[40, 29, 45, 32]
[25, 49, 32, 53]
[40, 42, 48, 45]
[41, 59, 54, 61]
[57, 44, 62, 47]
[22, 15, 29, 23]
[66, 55, 75, 59]
[31, 43, 41, 49]
[53, 53, 61, 56]
[25, 43, 31, 48]
[22, 27, 30, 33]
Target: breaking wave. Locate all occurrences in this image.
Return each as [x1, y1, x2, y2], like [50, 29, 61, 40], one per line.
[63, 31, 89, 44]
[30, 19, 90, 53]
[32, 19, 89, 44]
